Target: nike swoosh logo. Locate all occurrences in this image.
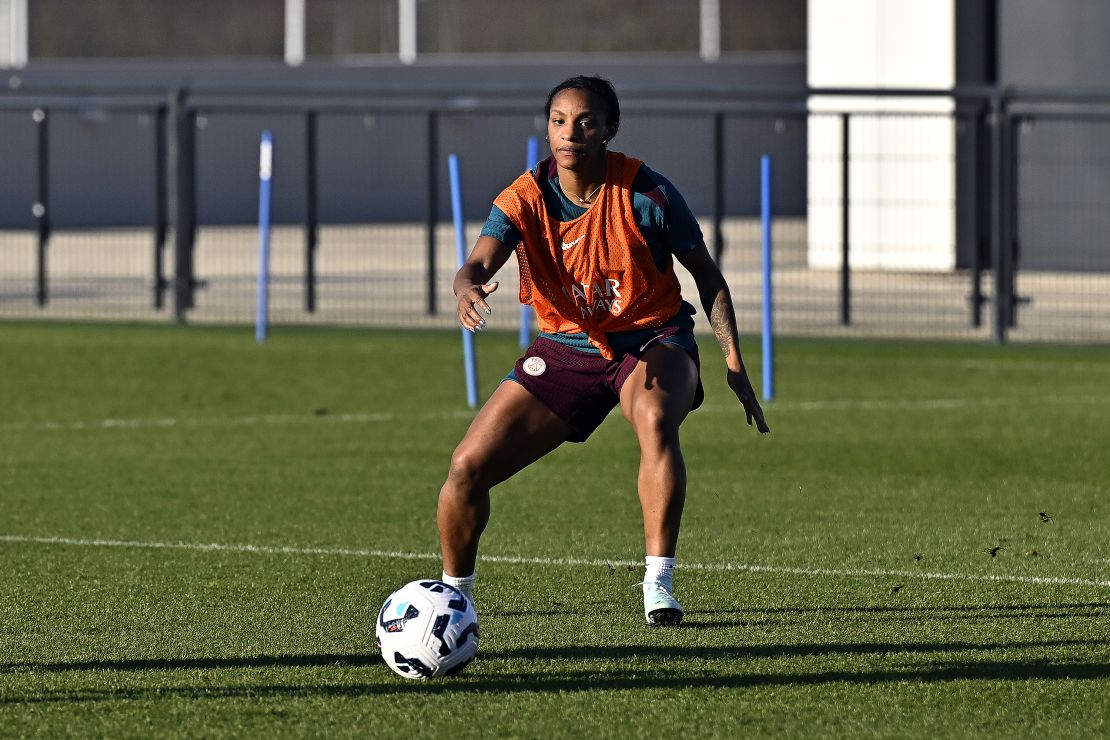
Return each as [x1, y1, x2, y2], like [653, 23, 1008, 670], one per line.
[561, 235, 586, 251]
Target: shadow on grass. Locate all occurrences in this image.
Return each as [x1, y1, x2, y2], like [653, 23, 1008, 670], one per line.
[4, 657, 1110, 704]
[485, 638, 1110, 663]
[4, 636, 1110, 704]
[1, 653, 383, 674]
[7, 637, 1106, 676]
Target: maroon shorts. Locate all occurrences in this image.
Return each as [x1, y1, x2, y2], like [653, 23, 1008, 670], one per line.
[507, 327, 704, 442]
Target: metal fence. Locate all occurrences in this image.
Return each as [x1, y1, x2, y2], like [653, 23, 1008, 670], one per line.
[1, 82, 1108, 344]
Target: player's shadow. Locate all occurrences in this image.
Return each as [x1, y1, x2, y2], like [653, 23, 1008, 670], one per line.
[0, 653, 382, 675]
[5, 598, 1109, 703]
[4, 634, 1110, 705]
[484, 637, 1108, 664]
[5, 654, 1110, 705]
[5, 635, 1101, 677]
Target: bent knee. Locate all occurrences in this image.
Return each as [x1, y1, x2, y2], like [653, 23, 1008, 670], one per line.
[444, 446, 491, 493]
[629, 402, 682, 446]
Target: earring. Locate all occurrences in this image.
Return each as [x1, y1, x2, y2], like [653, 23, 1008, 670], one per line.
[545, 136, 549, 142]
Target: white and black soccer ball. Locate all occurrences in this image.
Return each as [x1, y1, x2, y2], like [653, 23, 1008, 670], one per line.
[375, 579, 479, 679]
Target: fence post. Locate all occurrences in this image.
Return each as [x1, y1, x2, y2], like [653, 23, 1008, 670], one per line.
[712, 112, 725, 265]
[761, 155, 774, 402]
[970, 107, 988, 328]
[153, 105, 169, 310]
[32, 107, 49, 307]
[839, 112, 851, 325]
[426, 111, 439, 315]
[170, 87, 197, 323]
[989, 94, 1010, 343]
[305, 109, 318, 313]
[1007, 114, 1024, 328]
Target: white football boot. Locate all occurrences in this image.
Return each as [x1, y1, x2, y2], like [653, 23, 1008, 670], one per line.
[643, 581, 684, 626]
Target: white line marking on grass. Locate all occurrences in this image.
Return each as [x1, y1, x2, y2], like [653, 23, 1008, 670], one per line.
[750, 394, 1110, 413]
[3, 534, 1109, 590]
[0, 409, 475, 434]
[4, 395, 1108, 434]
[954, 360, 1110, 373]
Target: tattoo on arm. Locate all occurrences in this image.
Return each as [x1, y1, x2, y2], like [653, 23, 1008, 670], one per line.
[709, 292, 737, 359]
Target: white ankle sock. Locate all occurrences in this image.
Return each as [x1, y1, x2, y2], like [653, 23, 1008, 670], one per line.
[441, 572, 475, 601]
[644, 556, 676, 589]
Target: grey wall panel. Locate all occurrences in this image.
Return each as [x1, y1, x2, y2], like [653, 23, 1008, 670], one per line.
[1017, 119, 1110, 271]
[436, 112, 542, 221]
[1, 58, 810, 228]
[48, 110, 157, 228]
[724, 114, 806, 216]
[999, 0, 1110, 87]
[316, 112, 429, 223]
[0, 111, 38, 229]
[3, 56, 808, 95]
[1000, 0, 1110, 271]
[195, 112, 306, 225]
[614, 114, 715, 213]
[0, 109, 156, 229]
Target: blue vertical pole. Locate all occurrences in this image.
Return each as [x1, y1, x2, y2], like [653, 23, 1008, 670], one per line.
[255, 131, 273, 343]
[520, 136, 540, 348]
[760, 155, 774, 401]
[449, 154, 479, 408]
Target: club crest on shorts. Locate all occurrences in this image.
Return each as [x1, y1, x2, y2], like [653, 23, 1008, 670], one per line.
[522, 356, 547, 376]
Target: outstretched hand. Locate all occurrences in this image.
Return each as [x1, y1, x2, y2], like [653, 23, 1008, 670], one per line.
[727, 368, 770, 434]
[457, 281, 498, 332]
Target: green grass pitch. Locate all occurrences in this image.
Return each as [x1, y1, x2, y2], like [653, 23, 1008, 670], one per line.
[1, 321, 1108, 737]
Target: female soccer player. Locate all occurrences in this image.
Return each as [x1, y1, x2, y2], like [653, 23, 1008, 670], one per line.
[438, 75, 769, 625]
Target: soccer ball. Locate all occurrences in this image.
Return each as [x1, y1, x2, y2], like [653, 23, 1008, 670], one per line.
[375, 579, 479, 679]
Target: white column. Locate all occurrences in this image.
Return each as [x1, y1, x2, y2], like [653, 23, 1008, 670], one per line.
[1, 0, 29, 69]
[399, 0, 417, 65]
[284, 0, 306, 66]
[699, 0, 720, 62]
[807, 0, 955, 272]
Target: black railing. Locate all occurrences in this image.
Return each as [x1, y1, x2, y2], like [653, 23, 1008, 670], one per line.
[0, 82, 1107, 344]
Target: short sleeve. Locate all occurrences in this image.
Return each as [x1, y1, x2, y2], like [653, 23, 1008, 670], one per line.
[479, 205, 522, 249]
[649, 169, 703, 254]
[631, 164, 704, 264]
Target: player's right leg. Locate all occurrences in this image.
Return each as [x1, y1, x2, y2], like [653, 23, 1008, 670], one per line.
[618, 342, 700, 625]
[437, 379, 572, 593]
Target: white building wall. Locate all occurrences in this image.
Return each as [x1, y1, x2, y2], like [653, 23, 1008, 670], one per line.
[1, 0, 28, 68]
[0, 0, 11, 68]
[808, 0, 955, 271]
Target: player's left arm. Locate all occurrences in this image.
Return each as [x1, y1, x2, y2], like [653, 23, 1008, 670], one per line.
[676, 245, 770, 434]
[644, 165, 767, 433]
